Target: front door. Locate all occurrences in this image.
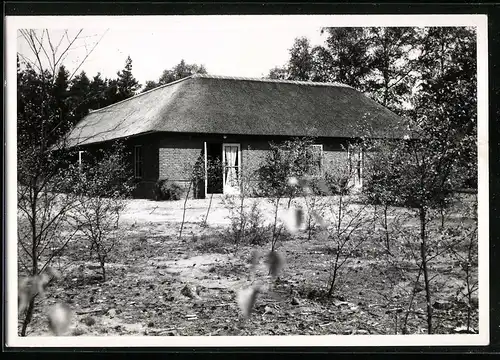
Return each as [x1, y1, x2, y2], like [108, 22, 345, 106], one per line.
[222, 143, 241, 195]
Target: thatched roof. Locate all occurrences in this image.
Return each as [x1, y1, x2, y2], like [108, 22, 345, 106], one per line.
[64, 74, 407, 147]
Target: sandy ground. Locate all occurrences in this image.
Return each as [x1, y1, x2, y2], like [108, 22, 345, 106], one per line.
[19, 195, 478, 337]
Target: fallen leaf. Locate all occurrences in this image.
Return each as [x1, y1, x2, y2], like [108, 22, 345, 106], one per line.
[48, 303, 72, 336]
[249, 250, 261, 273]
[237, 285, 260, 319]
[266, 251, 285, 278]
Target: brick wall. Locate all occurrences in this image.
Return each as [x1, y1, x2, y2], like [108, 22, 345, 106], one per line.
[153, 133, 365, 199]
[158, 134, 205, 199]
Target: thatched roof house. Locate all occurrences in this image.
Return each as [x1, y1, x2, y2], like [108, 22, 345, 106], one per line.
[65, 74, 406, 199]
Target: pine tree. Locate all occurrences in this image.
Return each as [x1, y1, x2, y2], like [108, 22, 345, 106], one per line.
[68, 71, 91, 126]
[104, 78, 119, 105]
[116, 56, 141, 101]
[89, 73, 109, 110]
[51, 65, 71, 138]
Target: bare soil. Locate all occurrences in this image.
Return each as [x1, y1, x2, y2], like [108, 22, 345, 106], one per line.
[19, 196, 478, 336]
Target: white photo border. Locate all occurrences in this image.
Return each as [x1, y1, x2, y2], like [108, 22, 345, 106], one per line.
[5, 14, 489, 348]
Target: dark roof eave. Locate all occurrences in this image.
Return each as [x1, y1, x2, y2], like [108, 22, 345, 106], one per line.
[65, 130, 158, 149]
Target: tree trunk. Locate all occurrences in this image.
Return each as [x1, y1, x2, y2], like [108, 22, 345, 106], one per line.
[403, 267, 423, 333]
[419, 206, 433, 334]
[383, 204, 390, 253]
[101, 261, 106, 282]
[20, 298, 35, 336]
[440, 207, 445, 229]
[238, 194, 245, 244]
[465, 263, 472, 332]
[328, 247, 341, 297]
[203, 193, 214, 226]
[178, 180, 192, 239]
[22, 192, 39, 336]
[31, 191, 38, 276]
[271, 198, 280, 252]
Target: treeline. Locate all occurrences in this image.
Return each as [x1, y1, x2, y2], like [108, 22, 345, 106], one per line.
[268, 27, 477, 189]
[17, 56, 207, 151]
[17, 26, 477, 188]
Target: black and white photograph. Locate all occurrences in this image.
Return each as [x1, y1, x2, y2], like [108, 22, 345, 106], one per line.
[5, 14, 489, 347]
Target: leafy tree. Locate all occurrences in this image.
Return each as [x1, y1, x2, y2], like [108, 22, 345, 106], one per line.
[142, 80, 160, 92]
[311, 28, 373, 89]
[115, 56, 141, 101]
[256, 137, 319, 251]
[52, 65, 71, 124]
[270, 26, 477, 190]
[104, 78, 120, 105]
[142, 59, 207, 92]
[287, 37, 315, 81]
[363, 27, 420, 113]
[267, 37, 315, 81]
[320, 152, 372, 297]
[17, 60, 81, 337]
[159, 59, 207, 84]
[412, 26, 477, 188]
[267, 66, 288, 80]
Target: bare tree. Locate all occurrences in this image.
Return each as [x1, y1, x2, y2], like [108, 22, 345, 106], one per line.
[320, 149, 373, 297]
[17, 28, 107, 336]
[69, 142, 134, 282]
[178, 153, 205, 239]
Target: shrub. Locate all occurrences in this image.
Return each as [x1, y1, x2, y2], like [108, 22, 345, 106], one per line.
[222, 197, 270, 246]
[244, 201, 271, 246]
[194, 237, 228, 254]
[155, 179, 184, 201]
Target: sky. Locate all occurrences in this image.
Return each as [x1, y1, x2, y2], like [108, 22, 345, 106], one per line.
[14, 14, 486, 86]
[16, 16, 330, 85]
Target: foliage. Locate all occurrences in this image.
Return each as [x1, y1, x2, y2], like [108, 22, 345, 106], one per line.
[311, 28, 374, 90]
[222, 197, 270, 246]
[267, 37, 314, 81]
[142, 59, 208, 92]
[16, 30, 108, 335]
[202, 158, 224, 226]
[178, 153, 206, 239]
[70, 142, 136, 282]
[155, 179, 184, 201]
[256, 137, 318, 199]
[317, 162, 373, 297]
[270, 27, 477, 191]
[115, 56, 141, 101]
[447, 197, 478, 333]
[221, 163, 268, 246]
[256, 137, 322, 251]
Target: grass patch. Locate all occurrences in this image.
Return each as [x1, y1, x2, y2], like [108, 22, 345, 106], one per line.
[194, 236, 229, 254]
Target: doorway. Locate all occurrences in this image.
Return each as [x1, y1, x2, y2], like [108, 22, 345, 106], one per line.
[222, 143, 241, 195]
[203, 142, 241, 195]
[205, 142, 223, 194]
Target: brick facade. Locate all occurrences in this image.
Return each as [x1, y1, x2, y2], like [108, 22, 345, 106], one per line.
[153, 133, 357, 200]
[80, 133, 361, 200]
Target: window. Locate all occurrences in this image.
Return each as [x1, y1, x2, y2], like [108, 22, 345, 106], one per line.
[134, 145, 143, 179]
[309, 144, 323, 175]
